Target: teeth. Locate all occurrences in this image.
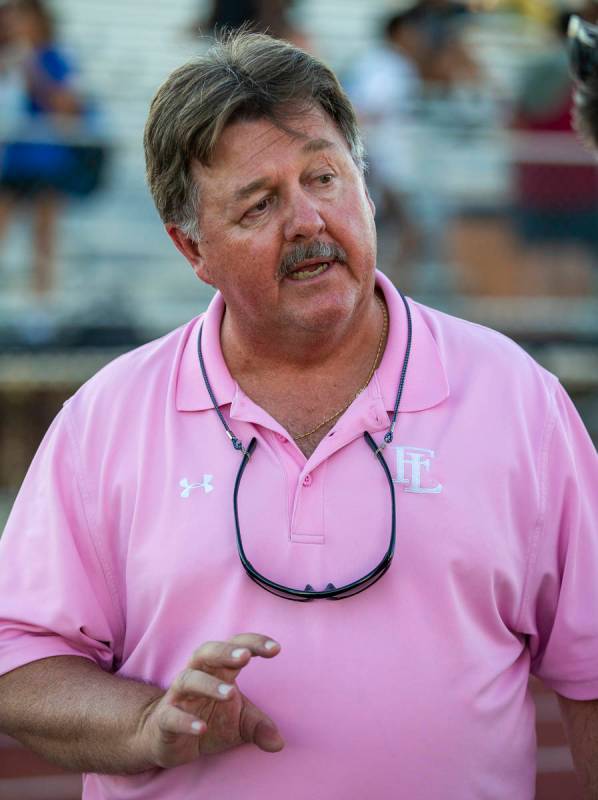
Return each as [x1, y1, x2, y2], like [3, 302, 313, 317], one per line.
[288, 262, 330, 281]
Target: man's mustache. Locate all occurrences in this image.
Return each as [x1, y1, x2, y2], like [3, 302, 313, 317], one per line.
[278, 241, 347, 279]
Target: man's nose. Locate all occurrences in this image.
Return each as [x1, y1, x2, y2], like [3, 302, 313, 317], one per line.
[283, 190, 325, 241]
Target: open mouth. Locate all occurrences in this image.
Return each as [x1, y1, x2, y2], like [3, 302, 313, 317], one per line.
[287, 261, 332, 281]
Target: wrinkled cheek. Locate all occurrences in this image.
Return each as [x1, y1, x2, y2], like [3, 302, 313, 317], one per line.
[219, 251, 282, 319]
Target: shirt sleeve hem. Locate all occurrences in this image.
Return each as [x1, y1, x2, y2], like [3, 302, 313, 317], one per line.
[0, 641, 97, 679]
[540, 677, 598, 701]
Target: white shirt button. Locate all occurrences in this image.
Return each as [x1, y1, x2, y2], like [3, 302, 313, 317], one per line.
[302, 474, 312, 487]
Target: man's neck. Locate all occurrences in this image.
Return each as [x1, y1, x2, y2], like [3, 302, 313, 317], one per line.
[219, 292, 388, 456]
[220, 292, 383, 379]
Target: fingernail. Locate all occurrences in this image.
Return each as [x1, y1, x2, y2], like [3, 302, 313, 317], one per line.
[264, 640, 279, 651]
[191, 720, 204, 733]
[231, 648, 249, 659]
[218, 683, 233, 697]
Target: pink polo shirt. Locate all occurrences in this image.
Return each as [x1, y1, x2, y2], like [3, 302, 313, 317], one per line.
[1, 271, 597, 799]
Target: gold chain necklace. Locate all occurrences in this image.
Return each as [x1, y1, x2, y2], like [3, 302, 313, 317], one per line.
[293, 295, 388, 441]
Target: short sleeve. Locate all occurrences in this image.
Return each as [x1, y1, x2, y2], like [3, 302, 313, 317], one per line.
[0, 406, 121, 677]
[520, 381, 598, 699]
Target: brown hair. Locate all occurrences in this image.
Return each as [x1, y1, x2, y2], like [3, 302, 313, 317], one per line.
[13, 0, 55, 43]
[143, 30, 365, 241]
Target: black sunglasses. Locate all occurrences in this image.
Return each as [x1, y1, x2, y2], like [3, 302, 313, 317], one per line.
[232, 433, 396, 601]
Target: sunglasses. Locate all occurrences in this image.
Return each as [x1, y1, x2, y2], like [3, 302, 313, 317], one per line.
[232, 433, 397, 601]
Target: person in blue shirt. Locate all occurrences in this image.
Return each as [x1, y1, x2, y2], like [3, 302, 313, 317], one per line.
[0, 0, 82, 298]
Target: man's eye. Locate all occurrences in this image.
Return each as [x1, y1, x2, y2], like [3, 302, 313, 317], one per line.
[246, 197, 272, 217]
[317, 174, 334, 185]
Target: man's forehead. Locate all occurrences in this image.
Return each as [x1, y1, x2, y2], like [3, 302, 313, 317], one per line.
[209, 106, 344, 165]
[193, 111, 347, 200]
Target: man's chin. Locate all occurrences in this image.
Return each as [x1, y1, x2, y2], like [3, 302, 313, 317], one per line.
[282, 298, 360, 336]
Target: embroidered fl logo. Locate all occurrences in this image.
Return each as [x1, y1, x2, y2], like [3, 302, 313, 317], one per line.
[393, 446, 442, 494]
[179, 476, 214, 497]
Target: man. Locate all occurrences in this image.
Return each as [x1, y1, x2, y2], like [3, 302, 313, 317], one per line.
[0, 31, 597, 800]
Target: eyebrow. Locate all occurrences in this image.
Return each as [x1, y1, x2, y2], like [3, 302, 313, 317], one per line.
[232, 138, 337, 203]
[301, 137, 336, 154]
[233, 177, 270, 203]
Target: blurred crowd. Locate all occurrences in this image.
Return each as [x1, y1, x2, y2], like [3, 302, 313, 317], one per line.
[1, 0, 597, 312]
[343, 0, 598, 295]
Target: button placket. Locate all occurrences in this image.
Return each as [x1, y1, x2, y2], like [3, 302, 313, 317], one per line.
[290, 462, 326, 544]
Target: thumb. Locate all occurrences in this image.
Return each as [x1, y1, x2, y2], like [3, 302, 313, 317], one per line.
[239, 696, 285, 753]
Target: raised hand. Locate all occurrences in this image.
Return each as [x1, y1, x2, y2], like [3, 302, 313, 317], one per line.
[137, 633, 284, 768]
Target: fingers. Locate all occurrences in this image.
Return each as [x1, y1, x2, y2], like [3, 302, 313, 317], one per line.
[156, 703, 207, 738]
[229, 633, 281, 658]
[161, 634, 283, 758]
[253, 719, 285, 753]
[188, 634, 281, 673]
[239, 696, 285, 753]
[170, 668, 237, 704]
[167, 634, 281, 707]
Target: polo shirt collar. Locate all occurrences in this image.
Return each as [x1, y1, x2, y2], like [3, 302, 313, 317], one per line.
[176, 291, 233, 412]
[373, 270, 449, 414]
[175, 271, 449, 414]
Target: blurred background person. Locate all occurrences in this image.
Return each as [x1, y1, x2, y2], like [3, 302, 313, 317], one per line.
[344, 8, 428, 280]
[190, 0, 312, 50]
[411, 0, 483, 90]
[0, 1, 24, 125]
[0, 0, 103, 300]
[345, 8, 427, 112]
[345, 2, 487, 293]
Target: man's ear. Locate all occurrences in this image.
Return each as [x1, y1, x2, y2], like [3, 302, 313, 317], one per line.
[364, 182, 376, 217]
[166, 224, 214, 286]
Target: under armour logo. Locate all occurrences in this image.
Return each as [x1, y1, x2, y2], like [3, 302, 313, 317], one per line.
[394, 446, 442, 494]
[179, 476, 214, 497]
